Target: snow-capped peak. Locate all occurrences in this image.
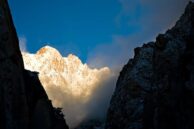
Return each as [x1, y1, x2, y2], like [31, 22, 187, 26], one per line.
[22, 46, 113, 128]
[36, 45, 62, 58]
[22, 45, 111, 101]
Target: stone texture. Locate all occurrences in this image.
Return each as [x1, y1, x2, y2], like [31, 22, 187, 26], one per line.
[105, 2, 194, 129]
[0, 0, 69, 129]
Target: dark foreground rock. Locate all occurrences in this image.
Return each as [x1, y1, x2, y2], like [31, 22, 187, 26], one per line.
[74, 120, 104, 129]
[0, 0, 69, 129]
[105, 2, 194, 129]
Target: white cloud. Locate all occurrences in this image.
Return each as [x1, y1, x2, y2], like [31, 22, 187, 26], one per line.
[116, 0, 192, 32]
[87, 35, 133, 72]
[19, 36, 27, 52]
[22, 49, 117, 128]
[87, 0, 192, 73]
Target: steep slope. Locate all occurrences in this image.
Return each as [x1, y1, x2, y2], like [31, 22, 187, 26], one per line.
[22, 46, 111, 99]
[105, 2, 194, 129]
[22, 46, 112, 128]
[0, 0, 68, 129]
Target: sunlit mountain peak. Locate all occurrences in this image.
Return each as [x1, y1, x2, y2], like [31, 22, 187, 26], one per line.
[36, 45, 62, 57]
[22, 45, 111, 103]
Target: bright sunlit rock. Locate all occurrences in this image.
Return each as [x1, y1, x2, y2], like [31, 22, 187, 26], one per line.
[22, 45, 113, 128]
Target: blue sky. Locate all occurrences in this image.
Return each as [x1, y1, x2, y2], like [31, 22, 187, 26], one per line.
[8, 0, 121, 61]
[8, 0, 191, 68]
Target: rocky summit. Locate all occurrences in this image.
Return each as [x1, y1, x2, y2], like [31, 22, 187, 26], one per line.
[22, 46, 111, 100]
[22, 46, 112, 128]
[105, 2, 194, 129]
[0, 0, 69, 129]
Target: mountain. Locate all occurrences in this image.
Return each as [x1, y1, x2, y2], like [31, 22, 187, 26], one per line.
[0, 0, 68, 129]
[22, 46, 111, 99]
[22, 46, 112, 128]
[105, 2, 194, 129]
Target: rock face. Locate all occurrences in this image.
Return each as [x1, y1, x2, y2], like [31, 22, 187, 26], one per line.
[0, 0, 68, 129]
[22, 46, 112, 128]
[105, 2, 194, 129]
[22, 46, 111, 99]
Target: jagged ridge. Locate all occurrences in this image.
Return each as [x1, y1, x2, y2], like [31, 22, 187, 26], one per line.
[22, 46, 112, 128]
[105, 2, 194, 129]
[22, 46, 111, 99]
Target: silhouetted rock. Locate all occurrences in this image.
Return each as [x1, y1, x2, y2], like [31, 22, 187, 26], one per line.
[105, 2, 194, 129]
[0, 0, 69, 129]
[74, 120, 104, 129]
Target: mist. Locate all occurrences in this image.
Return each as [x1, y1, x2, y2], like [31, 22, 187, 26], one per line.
[22, 48, 118, 129]
[19, 36, 27, 52]
[43, 71, 117, 129]
[83, 2, 193, 127]
[20, 0, 193, 129]
[87, 0, 192, 71]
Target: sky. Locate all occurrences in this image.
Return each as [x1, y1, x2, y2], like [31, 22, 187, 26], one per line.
[7, 0, 194, 127]
[8, 0, 192, 69]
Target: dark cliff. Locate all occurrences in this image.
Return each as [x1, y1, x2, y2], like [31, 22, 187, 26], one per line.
[105, 2, 194, 129]
[0, 0, 69, 129]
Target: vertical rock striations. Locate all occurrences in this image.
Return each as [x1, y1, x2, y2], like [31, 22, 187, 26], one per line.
[105, 2, 194, 129]
[0, 0, 69, 129]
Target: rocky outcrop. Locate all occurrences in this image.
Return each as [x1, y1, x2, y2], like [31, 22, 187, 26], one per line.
[22, 46, 112, 128]
[105, 2, 194, 129]
[0, 0, 68, 129]
[22, 46, 111, 99]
